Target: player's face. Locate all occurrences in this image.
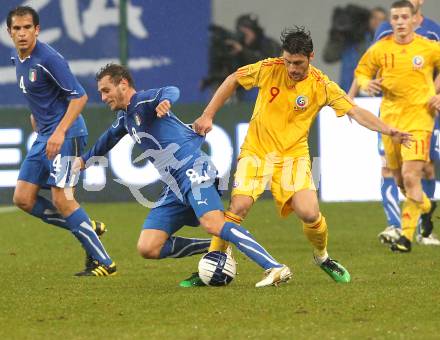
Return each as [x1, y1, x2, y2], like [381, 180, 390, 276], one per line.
[390, 7, 415, 39]
[98, 76, 126, 111]
[8, 14, 39, 57]
[282, 51, 314, 81]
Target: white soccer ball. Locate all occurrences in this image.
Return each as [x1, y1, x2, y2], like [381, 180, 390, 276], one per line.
[198, 251, 236, 286]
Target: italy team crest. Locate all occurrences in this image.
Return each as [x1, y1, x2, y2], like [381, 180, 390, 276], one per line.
[295, 95, 309, 110]
[412, 55, 424, 69]
[29, 69, 37, 82]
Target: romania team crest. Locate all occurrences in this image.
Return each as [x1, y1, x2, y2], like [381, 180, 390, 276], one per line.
[412, 55, 424, 69]
[294, 95, 308, 110]
[134, 113, 142, 126]
[29, 69, 37, 82]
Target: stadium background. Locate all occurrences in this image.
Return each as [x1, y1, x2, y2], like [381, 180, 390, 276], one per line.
[2, 2, 440, 339]
[1, 0, 440, 205]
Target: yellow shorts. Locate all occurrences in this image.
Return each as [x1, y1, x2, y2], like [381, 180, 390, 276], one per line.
[382, 130, 431, 169]
[231, 151, 316, 217]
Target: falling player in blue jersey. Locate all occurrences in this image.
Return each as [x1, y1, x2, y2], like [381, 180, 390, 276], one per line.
[7, 6, 116, 276]
[74, 63, 292, 287]
[373, 0, 440, 246]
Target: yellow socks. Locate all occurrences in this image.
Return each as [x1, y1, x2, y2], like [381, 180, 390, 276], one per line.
[208, 211, 243, 252]
[303, 213, 328, 258]
[401, 193, 431, 241]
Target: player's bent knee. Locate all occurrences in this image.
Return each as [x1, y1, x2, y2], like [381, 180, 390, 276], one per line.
[300, 210, 320, 224]
[199, 211, 224, 236]
[12, 191, 35, 212]
[228, 197, 252, 218]
[137, 242, 161, 259]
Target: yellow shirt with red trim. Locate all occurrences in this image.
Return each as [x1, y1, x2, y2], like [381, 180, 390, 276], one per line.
[236, 57, 354, 158]
[355, 34, 440, 132]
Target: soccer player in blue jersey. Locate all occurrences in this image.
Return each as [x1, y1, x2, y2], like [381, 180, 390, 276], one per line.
[373, 0, 440, 246]
[74, 63, 292, 287]
[7, 6, 116, 276]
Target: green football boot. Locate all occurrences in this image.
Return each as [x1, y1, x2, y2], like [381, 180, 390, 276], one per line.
[316, 256, 351, 283]
[179, 272, 206, 287]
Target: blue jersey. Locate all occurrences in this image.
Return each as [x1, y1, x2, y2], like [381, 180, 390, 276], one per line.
[374, 16, 440, 42]
[11, 41, 87, 141]
[82, 86, 210, 198]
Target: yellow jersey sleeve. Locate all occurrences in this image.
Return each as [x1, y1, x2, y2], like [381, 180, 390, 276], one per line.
[355, 45, 381, 91]
[236, 58, 281, 90]
[324, 80, 355, 117]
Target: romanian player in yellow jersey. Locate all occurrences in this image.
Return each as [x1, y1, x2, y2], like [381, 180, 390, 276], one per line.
[179, 26, 411, 287]
[355, 0, 440, 253]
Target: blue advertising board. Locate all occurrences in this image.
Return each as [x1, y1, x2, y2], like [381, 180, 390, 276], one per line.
[0, 0, 210, 104]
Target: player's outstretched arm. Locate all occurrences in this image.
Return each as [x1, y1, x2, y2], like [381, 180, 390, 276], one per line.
[347, 106, 412, 147]
[194, 73, 240, 136]
[81, 117, 127, 167]
[46, 94, 88, 160]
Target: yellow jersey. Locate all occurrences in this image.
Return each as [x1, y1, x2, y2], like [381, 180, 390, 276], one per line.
[355, 34, 440, 132]
[236, 58, 354, 158]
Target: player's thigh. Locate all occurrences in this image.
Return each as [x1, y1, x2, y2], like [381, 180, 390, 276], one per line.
[13, 180, 41, 210]
[401, 160, 425, 183]
[382, 134, 402, 170]
[17, 140, 49, 188]
[143, 192, 199, 236]
[231, 152, 270, 206]
[401, 130, 431, 163]
[290, 189, 320, 223]
[188, 184, 225, 235]
[47, 136, 87, 189]
[272, 157, 315, 218]
[423, 161, 435, 179]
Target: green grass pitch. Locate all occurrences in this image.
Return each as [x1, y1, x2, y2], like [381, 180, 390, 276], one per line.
[1, 200, 439, 339]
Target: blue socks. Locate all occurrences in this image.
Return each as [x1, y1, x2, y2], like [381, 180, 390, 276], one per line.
[30, 196, 69, 230]
[381, 177, 401, 228]
[422, 179, 435, 200]
[65, 208, 112, 266]
[159, 236, 211, 258]
[220, 222, 282, 270]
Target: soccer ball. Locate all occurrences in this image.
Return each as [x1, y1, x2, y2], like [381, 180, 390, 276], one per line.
[198, 251, 236, 286]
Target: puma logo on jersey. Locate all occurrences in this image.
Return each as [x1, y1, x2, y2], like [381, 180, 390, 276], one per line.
[197, 199, 208, 206]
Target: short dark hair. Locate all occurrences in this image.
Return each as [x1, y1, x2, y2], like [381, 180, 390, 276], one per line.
[280, 26, 313, 57]
[391, 0, 415, 14]
[7, 6, 39, 29]
[96, 63, 135, 88]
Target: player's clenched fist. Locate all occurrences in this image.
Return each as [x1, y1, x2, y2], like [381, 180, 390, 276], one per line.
[193, 115, 213, 136]
[156, 99, 171, 117]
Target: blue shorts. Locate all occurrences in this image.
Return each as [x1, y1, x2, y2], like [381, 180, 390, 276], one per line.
[18, 136, 87, 188]
[143, 180, 224, 236]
